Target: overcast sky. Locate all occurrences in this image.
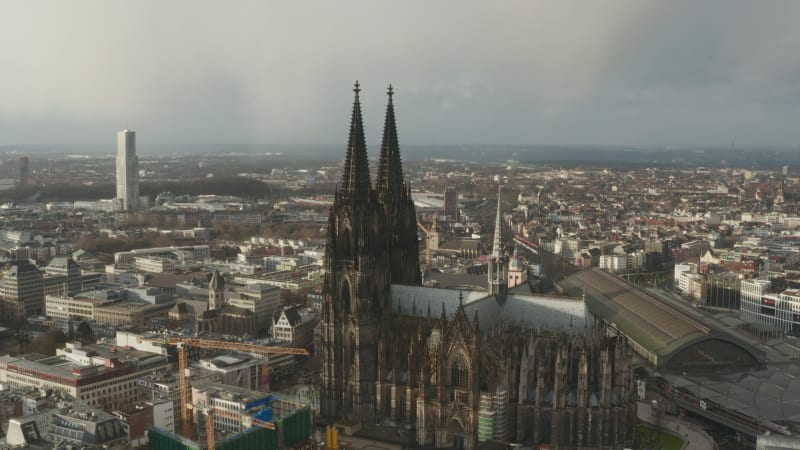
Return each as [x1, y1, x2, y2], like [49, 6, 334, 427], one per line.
[2, 1, 800, 149]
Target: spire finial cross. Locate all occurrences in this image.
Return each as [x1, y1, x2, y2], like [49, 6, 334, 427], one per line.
[354, 80, 361, 95]
[387, 84, 394, 98]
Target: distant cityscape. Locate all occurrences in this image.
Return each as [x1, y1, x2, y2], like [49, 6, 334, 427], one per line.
[0, 82, 798, 450]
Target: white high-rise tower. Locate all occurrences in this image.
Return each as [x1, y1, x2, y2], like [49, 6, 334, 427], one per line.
[116, 129, 139, 211]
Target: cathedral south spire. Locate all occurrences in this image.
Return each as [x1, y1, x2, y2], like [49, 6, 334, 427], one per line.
[376, 84, 404, 195]
[341, 81, 371, 202]
[374, 84, 421, 286]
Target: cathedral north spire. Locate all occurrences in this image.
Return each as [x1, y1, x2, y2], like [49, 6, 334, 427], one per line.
[341, 81, 371, 202]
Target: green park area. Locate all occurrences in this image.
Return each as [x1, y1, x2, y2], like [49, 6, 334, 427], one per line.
[637, 424, 685, 450]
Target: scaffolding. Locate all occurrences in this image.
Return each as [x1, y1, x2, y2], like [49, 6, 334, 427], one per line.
[478, 388, 509, 443]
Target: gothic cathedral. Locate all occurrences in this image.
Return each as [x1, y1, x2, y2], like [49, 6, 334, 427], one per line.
[321, 81, 420, 420]
[320, 83, 636, 449]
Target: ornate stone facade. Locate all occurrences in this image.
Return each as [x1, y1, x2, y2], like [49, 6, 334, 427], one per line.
[320, 83, 635, 449]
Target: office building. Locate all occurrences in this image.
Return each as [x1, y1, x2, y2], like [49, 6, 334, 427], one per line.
[115, 129, 138, 211]
[19, 156, 29, 186]
[0, 260, 44, 320]
[445, 186, 459, 221]
[44, 256, 82, 296]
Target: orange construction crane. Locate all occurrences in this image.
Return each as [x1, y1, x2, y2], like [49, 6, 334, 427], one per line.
[204, 406, 216, 450]
[139, 336, 309, 441]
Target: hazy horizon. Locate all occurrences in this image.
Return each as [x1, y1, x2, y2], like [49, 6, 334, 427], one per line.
[3, 1, 800, 148]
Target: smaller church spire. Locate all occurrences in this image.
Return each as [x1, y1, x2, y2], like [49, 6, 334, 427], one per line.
[492, 184, 504, 258]
[489, 183, 508, 302]
[209, 268, 225, 310]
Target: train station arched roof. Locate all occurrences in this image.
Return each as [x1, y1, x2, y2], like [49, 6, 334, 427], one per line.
[559, 268, 764, 368]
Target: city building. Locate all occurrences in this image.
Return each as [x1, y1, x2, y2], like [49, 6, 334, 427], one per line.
[191, 382, 271, 435]
[4, 410, 52, 448]
[445, 186, 459, 221]
[4, 402, 128, 450]
[51, 404, 128, 449]
[115, 129, 139, 211]
[0, 342, 169, 411]
[184, 381, 311, 446]
[233, 264, 324, 302]
[740, 278, 800, 335]
[44, 256, 82, 296]
[134, 256, 175, 273]
[741, 278, 776, 328]
[227, 283, 282, 334]
[271, 306, 316, 348]
[112, 403, 153, 447]
[45, 294, 103, 321]
[93, 300, 173, 327]
[196, 353, 265, 391]
[147, 392, 311, 450]
[45, 292, 174, 328]
[19, 156, 29, 186]
[0, 259, 44, 320]
[113, 245, 210, 267]
[135, 373, 181, 432]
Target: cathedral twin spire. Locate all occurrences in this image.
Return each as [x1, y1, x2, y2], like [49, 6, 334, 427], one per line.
[340, 81, 406, 202]
[376, 85, 405, 195]
[341, 81, 371, 203]
[331, 82, 421, 286]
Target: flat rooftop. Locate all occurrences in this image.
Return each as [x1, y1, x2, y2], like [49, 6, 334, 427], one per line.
[192, 379, 269, 404]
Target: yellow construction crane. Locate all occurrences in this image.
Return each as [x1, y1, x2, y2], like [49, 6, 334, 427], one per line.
[417, 219, 437, 273]
[139, 336, 309, 441]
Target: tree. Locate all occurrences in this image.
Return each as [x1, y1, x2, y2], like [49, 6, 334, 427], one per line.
[76, 321, 96, 345]
[25, 330, 68, 356]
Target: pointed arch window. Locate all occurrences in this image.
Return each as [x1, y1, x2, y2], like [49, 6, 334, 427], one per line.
[451, 358, 468, 389]
[341, 280, 352, 316]
[339, 224, 352, 257]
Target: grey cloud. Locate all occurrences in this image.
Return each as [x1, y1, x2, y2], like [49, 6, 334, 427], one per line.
[1, 0, 800, 148]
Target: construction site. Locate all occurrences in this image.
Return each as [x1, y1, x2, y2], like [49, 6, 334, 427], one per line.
[140, 335, 315, 450]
